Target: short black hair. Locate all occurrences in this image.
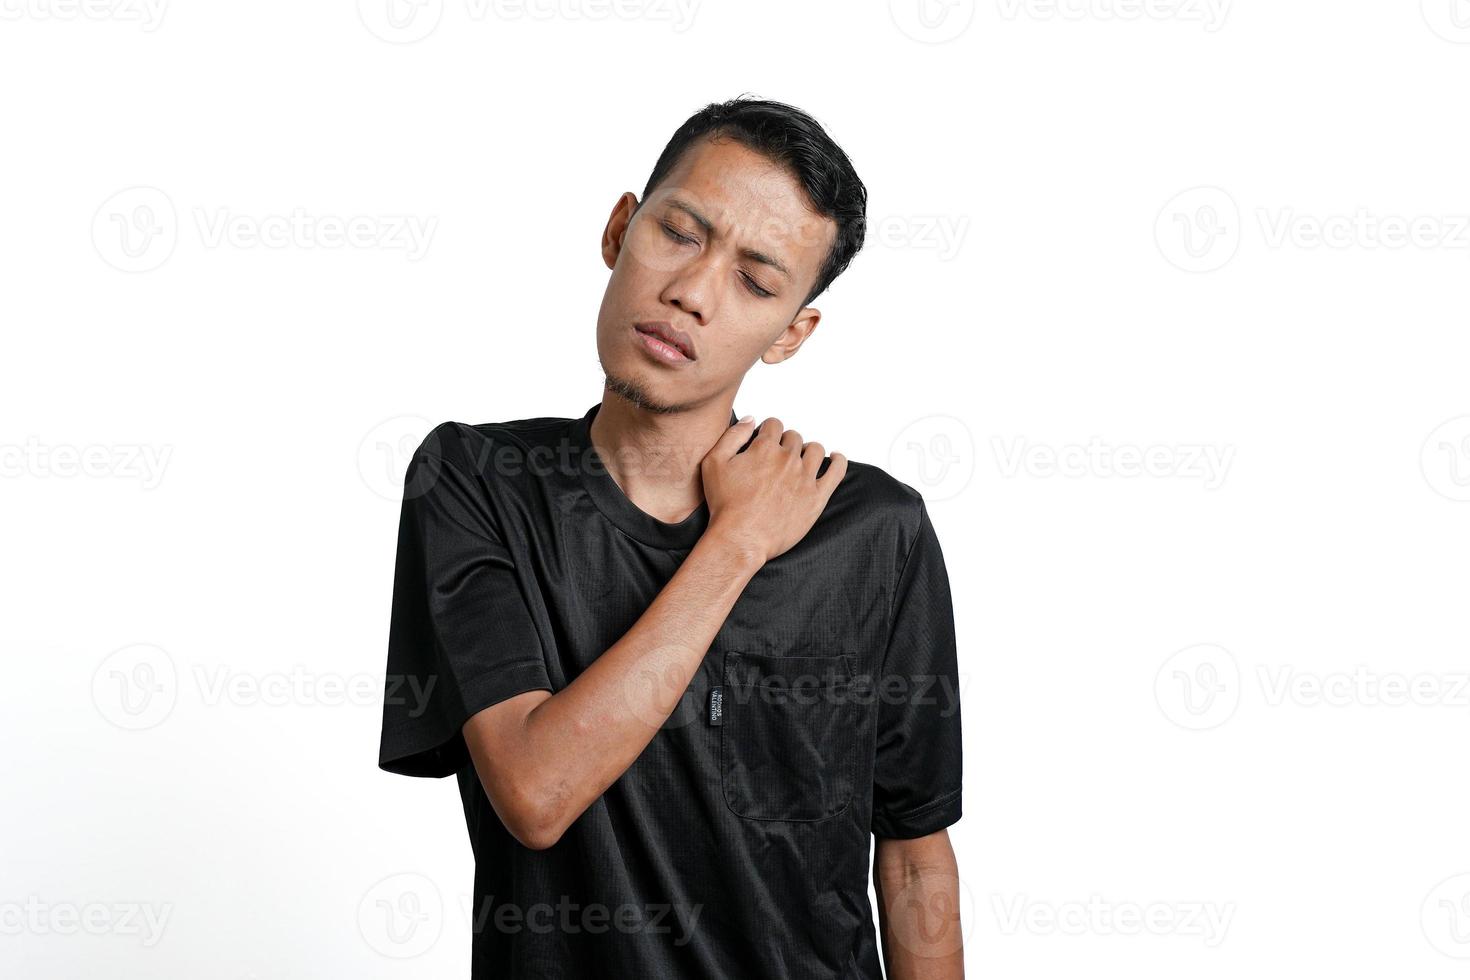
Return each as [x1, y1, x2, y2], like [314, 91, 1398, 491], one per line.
[639, 95, 868, 309]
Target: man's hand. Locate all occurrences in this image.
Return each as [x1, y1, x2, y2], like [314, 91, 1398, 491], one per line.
[701, 416, 847, 564]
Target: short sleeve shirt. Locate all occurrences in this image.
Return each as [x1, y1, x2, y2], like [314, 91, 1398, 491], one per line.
[378, 402, 963, 979]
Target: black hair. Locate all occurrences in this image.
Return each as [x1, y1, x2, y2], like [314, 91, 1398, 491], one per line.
[638, 95, 868, 309]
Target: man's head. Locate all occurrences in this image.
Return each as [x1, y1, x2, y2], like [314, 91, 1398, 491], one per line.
[596, 96, 867, 414]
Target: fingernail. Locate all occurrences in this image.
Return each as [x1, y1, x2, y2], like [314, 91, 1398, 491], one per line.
[738, 415, 754, 424]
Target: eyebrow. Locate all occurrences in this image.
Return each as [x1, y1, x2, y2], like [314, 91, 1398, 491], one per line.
[666, 198, 792, 280]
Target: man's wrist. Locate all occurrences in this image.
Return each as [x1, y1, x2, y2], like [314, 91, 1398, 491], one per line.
[697, 525, 766, 577]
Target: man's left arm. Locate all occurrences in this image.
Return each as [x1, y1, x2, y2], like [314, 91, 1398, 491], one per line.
[870, 495, 965, 976]
[874, 830, 964, 979]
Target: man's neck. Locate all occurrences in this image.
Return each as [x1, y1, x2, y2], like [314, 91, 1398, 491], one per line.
[588, 393, 736, 525]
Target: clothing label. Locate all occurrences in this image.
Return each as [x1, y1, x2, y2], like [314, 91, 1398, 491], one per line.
[708, 687, 724, 726]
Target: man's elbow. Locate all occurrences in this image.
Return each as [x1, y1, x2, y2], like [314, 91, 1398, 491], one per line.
[485, 773, 575, 851]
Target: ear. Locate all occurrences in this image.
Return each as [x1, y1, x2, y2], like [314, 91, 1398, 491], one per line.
[760, 307, 822, 364]
[601, 192, 640, 270]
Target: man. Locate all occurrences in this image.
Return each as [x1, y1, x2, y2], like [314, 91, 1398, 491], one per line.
[378, 96, 964, 979]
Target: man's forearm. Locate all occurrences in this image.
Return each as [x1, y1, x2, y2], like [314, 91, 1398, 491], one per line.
[875, 831, 965, 979]
[464, 529, 762, 848]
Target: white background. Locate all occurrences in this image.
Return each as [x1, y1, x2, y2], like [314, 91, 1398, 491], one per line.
[4, 1, 1470, 977]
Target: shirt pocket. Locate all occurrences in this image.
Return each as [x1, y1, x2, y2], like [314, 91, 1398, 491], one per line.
[719, 650, 860, 822]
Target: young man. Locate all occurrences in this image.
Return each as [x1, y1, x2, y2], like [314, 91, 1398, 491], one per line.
[378, 97, 964, 979]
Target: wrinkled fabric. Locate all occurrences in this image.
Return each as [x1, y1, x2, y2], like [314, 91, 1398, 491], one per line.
[378, 402, 963, 979]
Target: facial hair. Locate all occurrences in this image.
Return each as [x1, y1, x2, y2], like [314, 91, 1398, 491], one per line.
[601, 371, 700, 416]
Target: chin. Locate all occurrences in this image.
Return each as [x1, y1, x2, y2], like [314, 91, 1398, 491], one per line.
[604, 370, 696, 415]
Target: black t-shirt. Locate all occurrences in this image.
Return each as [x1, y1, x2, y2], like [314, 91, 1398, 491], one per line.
[378, 402, 963, 979]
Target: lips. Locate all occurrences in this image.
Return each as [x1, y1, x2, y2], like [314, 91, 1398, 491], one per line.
[634, 321, 696, 361]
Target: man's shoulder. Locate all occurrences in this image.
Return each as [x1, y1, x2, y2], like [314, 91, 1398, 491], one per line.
[826, 458, 928, 541]
[412, 414, 576, 473]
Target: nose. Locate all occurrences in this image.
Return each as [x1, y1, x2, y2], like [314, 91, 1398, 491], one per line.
[660, 253, 720, 326]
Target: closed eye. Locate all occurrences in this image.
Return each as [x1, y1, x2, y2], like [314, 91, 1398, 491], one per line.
[741, 273, 775, 298]
[660, 221, 698, 246]
[662, 220, 775, 298]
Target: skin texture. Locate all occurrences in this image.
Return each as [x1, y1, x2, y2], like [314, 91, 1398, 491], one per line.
[875, 831, 966, 979]
[460, 134, 962, 975]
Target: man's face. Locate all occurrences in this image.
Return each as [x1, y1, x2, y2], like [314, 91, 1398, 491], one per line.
[595, 137, 838, 414]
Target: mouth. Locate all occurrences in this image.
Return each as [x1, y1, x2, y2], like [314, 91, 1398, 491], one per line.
[633, 321, 696, 364]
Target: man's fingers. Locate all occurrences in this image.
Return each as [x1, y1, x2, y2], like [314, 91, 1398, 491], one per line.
[709, 415, 758, 460]
[816, 452, 848, 494]
[801, 442, 827, 478]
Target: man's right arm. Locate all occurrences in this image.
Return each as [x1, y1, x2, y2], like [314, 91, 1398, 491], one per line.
[462, 416, 846, 850]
